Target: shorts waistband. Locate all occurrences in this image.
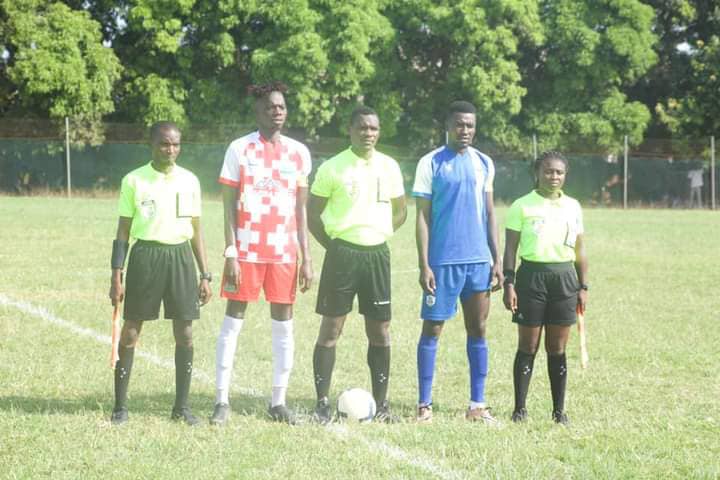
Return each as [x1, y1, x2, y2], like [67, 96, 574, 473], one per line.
[134, 239, 188, 249]
[519, 260, 574, 272]
[333, 238, 387, 251]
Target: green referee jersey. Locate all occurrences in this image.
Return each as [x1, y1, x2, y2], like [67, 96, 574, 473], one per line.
[505, 190, 583, 263]
[118, 162, 201, 245]
[311, 147, 405, 246]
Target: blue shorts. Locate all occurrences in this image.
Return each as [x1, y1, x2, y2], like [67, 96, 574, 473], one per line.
[420, 263, 492, 321]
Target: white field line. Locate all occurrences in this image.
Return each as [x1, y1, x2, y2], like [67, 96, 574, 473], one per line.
[0, 293, 463, 480]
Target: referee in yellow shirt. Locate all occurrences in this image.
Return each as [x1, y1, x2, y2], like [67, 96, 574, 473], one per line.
[502, 151, 588, 425]
[308, 106, 407, 423]
[108, 121, 212, 425]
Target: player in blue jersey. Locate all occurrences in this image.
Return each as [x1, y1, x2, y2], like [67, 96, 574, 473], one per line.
[412, 101, 503, 424]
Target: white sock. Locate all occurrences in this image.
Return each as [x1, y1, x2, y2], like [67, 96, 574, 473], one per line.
[271, 319, 294, 407]
[215, 315, 244, 404]
[469, 401, 486, 410]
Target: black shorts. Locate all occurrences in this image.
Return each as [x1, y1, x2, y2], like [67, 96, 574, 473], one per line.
[512, 261, 579, 327]
[124, 240, 200, 322]
[316, 239, 391, 321]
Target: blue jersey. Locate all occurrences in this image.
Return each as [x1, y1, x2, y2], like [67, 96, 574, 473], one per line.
[412, 146, 495, 266]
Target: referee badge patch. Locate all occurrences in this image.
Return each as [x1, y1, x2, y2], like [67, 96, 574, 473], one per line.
[425, 294, 436, 307]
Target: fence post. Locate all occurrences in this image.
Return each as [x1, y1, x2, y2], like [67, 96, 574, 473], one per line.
[65, 117, 71, 199]
[623, 135, 628, 209]
[712, 135, 716, 210]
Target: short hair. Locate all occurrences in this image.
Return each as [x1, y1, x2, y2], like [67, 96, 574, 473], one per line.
[350, 105, 378, 125]
[247, 81, 289, 100]
[447, 101, 476, 120]
[149, 121, 180, 141]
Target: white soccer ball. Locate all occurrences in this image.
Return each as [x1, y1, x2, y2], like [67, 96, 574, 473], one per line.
[337, 388, 376, 422]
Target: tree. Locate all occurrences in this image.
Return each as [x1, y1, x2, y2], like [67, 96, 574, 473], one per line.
[518, 0, 657, 152]
[1, 0, 122, 144]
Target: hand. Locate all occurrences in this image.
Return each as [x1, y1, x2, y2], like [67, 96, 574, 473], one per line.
[198, 279, 212, 305]
[490, 263, 504, 292]
[298, 260, 313, 293]
[503, 284, 517, 313]
[109, 271, 124, 306]
[418, 266, 436, 295]
[223, 257, 240, 292]
[577, 289, 588, 315]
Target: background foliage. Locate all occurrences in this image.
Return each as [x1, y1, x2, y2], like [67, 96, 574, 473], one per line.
[0, 1, 717, 151]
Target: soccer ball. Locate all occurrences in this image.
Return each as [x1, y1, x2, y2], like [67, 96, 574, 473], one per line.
[336, 388, 376, 422]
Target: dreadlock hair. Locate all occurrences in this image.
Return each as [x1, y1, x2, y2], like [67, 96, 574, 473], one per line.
[446, 101, 476, 121]
[533, 150, 568, 189]
[149, 121, 180, 142]
[247, 81, 289, 100]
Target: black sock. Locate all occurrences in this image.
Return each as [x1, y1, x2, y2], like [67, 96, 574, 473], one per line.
[547, 353, 568, 413]
[313, 345, 335, 400]
[513, 350, 536, 412]
[367, 345, 391, 405]
[174, 345, 193, 410]
[114, 346, 134, 410]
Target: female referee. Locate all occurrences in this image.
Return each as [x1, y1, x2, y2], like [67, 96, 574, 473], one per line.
[502, 151, 588, 424]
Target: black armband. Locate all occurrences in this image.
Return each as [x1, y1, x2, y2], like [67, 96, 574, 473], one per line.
[111, 240, 129, 270]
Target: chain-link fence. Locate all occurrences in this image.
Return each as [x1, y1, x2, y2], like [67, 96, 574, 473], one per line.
[0, 118, 716, 208]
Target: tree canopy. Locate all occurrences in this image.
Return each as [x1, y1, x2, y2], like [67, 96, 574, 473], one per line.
[0, 1, 715, 151]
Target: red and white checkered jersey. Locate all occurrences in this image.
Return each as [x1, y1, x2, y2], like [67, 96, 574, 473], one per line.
[219, 131, 312, 263]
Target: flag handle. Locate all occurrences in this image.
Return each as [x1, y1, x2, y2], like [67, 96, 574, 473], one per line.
[577, 308, 589, 369]
[110, 304, 120, 368]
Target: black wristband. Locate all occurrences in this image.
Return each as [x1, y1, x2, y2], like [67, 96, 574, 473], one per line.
[580, 283, 589, 291]
[503, 269, 515, 284]
[111, 240, 129, 270]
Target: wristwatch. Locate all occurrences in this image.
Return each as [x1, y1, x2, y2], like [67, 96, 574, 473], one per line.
[200, 272, 213, 283]
[580, 283, 589, 291]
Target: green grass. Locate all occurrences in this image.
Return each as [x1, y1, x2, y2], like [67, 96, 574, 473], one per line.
[1, 196, 718, 479]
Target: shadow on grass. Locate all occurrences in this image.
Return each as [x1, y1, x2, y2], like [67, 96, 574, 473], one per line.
[0, 392, 422, 424]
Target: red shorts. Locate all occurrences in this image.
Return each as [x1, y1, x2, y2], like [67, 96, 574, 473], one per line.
[221, 261, 297, 304]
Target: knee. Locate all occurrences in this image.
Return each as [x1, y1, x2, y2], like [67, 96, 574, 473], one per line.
[466, 320, 487, 338]
[225, 300, 247, 319]
[175, 329, 193, 349]
[518, 341, 538, 356]
[367, 330, 391, 347]
[545, 345, 565, 356]
[317, 322, 343, 347]
[120, 327, 140, 348]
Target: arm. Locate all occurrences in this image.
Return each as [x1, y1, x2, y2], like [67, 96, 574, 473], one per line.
[109, 217, 132, 306]
[485, 191, 503, 291]
[191, 217, 212, 305]
[308, 193, 332, 250]
[502, 229, 520, 312]
[415, 197, 435, 295]
[391, 194, 407, 231]
[221, 184, 240, 290]
[296, 185, 313, 292]
[574, 233, 589, 313]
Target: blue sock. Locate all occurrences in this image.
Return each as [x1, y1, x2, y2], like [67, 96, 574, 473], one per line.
[467, 336, 488, 403]
[417, 335, 439, 406]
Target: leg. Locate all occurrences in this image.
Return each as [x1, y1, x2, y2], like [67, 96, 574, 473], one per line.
[461, 291, 490, 408]
[171, 319, 199, 425]
[512, 325, 542, 420]
[113, 320, 143, 418]
[215, 300, 247, 406]
[313, 315, 347, 399]
[545, 324, 571, 423]
[365, 317, 392, 405]
[269, 303, 294, 410]
[417, 320, 444, 409]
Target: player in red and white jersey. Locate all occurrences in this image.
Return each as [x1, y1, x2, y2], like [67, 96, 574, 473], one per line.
[211, 82, 313, 425]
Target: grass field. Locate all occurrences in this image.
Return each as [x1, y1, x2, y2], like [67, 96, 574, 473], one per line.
[1, 196, 718, 479]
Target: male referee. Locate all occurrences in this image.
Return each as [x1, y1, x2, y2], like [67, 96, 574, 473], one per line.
[309, 106, 407, 423]
[109, 121, 212, 426]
